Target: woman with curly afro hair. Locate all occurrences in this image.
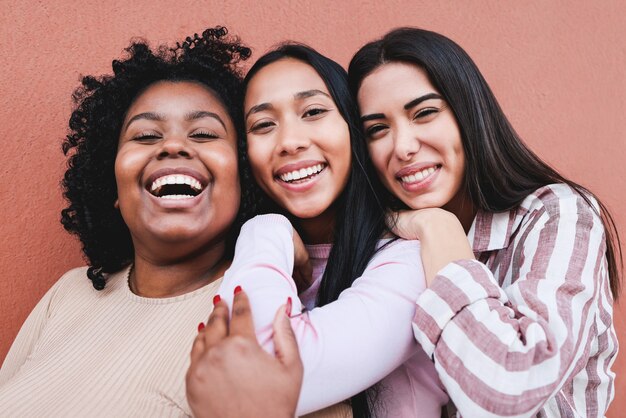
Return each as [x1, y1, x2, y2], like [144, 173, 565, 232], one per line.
[0, 26, 259, 417]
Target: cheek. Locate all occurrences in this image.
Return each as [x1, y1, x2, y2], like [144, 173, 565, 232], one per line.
[246, 141, 273, 183]
[212, 148, 240, 182]
[367, 143, 389, 176]
[113, 150, 137, 199]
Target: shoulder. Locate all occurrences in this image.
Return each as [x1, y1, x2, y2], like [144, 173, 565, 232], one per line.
[520, 183, 601, 224]
[367, 238, 421, 268]
[46, 266, 126, 310]
[509, 184, 606, 247]
[47, 266, 89, 294]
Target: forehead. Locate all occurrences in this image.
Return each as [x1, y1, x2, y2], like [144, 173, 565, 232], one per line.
[126, 81, 231, 119]
[245, 58, 329, 104]
[357, 62, 437, 109]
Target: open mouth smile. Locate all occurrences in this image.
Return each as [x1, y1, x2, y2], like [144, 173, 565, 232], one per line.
[148, 174, 205, 200]
[397, 164, 441, 184]
[276, 163, 327, 184]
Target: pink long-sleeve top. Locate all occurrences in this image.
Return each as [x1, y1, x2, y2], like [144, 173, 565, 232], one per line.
[219, 214, 448, 416]
[413, 184, 617, 418]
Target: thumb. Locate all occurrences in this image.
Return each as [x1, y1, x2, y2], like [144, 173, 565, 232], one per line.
[272, 303, 301, 370]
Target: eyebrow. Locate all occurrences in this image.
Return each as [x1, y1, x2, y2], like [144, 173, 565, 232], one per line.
[124, 112, 164, 131]
[124, 110, 227, 132]
[294, 89, 331, 100]
[403, 93, 442, 110]
[245, 103, 273, 121]
[185, 110, 227, 130]
[245, 89, 331, 121]
[360, 93, 443, 123]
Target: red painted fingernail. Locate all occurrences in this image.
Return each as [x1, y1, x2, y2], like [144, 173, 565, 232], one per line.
[234, 285, 242, 295]
[285, 297, 292, 316]
[213, 294, 221, 305]
[197, 322, 205, 332]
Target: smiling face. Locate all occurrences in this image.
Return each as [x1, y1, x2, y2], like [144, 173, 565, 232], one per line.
[244, 58, 352, 221]
[115, 81, 240, 259]
[357, 62, 467, 214]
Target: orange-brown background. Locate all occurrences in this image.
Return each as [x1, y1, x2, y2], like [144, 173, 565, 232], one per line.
[1, 0, 624, 414]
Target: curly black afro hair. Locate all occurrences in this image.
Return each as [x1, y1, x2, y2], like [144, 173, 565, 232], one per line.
[61, 26, 254, 290]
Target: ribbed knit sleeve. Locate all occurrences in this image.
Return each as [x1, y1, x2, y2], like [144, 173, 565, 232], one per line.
[220, 215, 445, 416]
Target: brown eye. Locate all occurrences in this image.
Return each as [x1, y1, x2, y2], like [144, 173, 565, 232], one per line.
[303, 107, 328, 118]
[365, 124, 388, 140]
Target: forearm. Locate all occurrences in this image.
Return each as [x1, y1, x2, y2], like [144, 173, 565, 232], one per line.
[223, 223, 429, 414]
[413, 200, 610, 416]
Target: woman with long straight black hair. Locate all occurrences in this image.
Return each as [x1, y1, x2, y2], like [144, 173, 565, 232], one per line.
[349, 27, 621, 417]
[194, 44, 448, 417]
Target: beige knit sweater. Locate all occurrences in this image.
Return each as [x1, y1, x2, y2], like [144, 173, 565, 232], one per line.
[0, 266, 351, 418]
[0, 266, 220, 417]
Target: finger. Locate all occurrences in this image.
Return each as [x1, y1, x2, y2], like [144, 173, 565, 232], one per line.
[189, 332, 206, 364]
[228, 288, 256, 338]
[272, 302, 302, 371]
[203, 298, 229, 349]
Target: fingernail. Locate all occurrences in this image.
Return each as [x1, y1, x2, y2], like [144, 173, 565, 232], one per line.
[213, 294, 221, 305]
[234, 285, 242, 295]
[285, 297, 292, 316]
[197, 322, 205, 332]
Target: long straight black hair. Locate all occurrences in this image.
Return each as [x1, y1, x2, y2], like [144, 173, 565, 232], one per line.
[348, 27, 622, 297]
[242, 44, 388, 417]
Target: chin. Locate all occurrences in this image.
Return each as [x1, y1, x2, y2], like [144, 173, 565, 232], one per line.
[288, 207, 324, 219]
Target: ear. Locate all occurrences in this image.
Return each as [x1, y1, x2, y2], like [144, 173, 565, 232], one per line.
[114, 199, 119, 209]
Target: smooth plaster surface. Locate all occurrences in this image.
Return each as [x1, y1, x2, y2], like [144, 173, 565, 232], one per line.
[0, 0, 624, 415]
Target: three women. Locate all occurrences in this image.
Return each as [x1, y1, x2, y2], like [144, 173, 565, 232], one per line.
[1, 24, 619, 418]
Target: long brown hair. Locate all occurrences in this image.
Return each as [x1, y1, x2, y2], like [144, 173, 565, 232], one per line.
[349, 27, 622, 297]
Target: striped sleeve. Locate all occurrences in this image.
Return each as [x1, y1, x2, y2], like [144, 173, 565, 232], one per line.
[413, 188, 609, 418]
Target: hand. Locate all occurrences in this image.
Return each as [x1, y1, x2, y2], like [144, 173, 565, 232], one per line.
[187, 290, 303, 418]
[388, 208, 475, 286]
[292, 228, 313, 293]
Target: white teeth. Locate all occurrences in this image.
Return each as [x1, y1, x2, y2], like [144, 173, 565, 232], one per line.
[278, 164, 325, 183]
[149, 174, 203, 194]
[400, 166, 438, 183]
[160, 194, 195, 200]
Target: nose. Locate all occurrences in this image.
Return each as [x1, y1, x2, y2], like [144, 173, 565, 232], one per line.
[276, 120, 310, 156]
[156, 135, 194, 159]
[393, 123, 420, 161]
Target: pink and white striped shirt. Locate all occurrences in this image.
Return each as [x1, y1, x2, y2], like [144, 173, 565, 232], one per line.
[413, 183, 618, 418]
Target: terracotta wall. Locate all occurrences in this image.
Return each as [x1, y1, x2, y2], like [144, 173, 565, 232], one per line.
[1, 0, 624, 414]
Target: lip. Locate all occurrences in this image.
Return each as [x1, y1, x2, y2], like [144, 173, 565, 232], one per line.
[395, 162, 440, 178]
[274, 159, 326, 176]
[143, 167, 211, 209]
[274, 160, 327, 193]
[395, 163, 441, 193]
[144, 167, 209, 190]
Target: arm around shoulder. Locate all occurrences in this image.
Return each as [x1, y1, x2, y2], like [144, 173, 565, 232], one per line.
[413, 185, 615, 417]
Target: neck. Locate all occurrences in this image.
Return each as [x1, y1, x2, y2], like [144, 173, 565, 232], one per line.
[130, 244, 229, 298]
[297, 206, 337, 245]
[444, 191, 476, 234]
